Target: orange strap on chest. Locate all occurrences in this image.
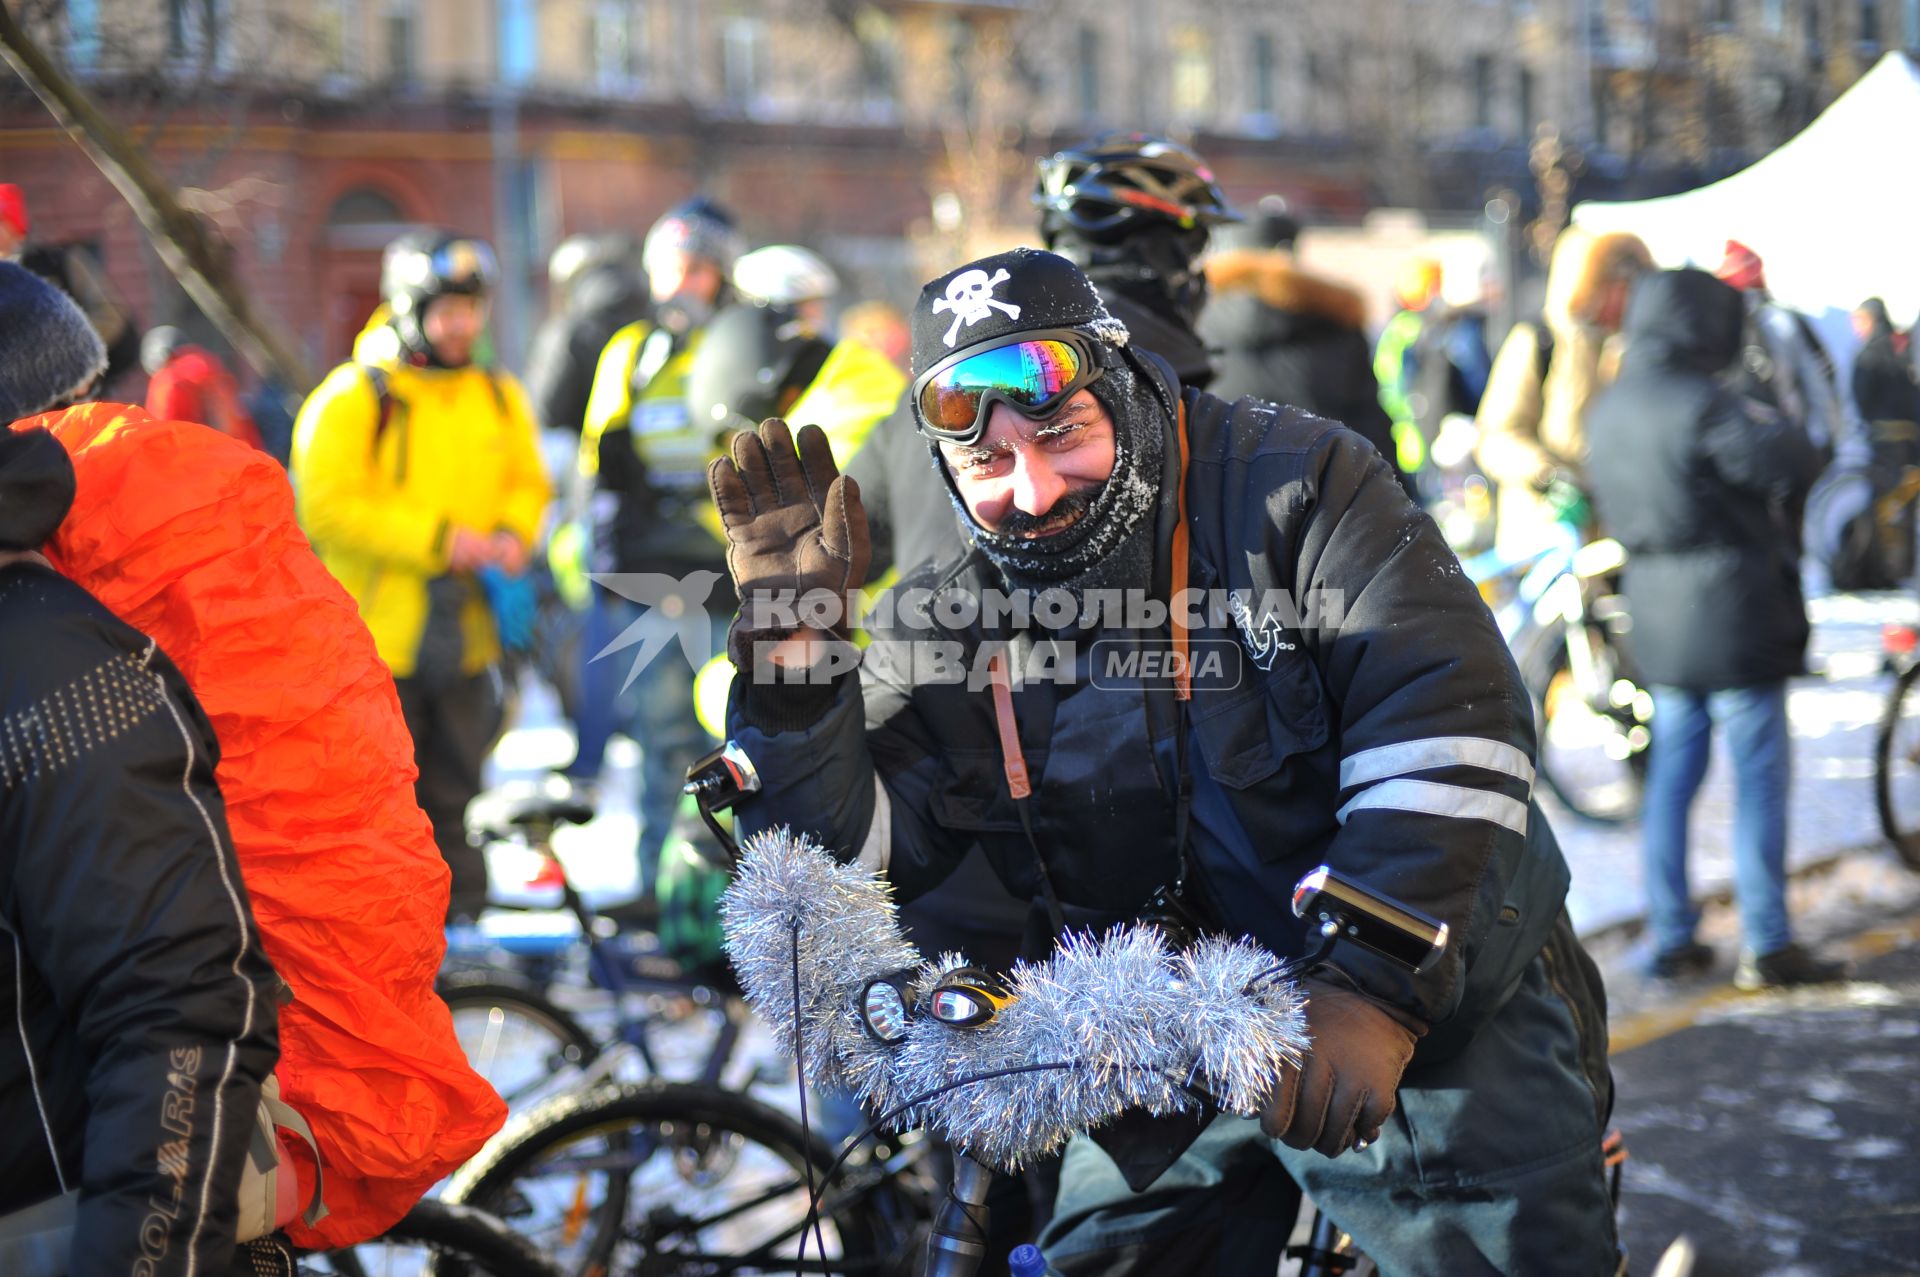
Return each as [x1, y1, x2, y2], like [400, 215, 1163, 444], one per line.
[1171, 401, 1192, 702]
[987, 398, 1191, 797]
[987, 650, 1032, 800]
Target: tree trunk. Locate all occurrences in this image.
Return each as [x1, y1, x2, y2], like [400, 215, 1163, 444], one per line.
[0, 3, 312, 394]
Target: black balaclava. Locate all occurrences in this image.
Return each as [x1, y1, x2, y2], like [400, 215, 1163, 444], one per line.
[911, 248, 1172, 597]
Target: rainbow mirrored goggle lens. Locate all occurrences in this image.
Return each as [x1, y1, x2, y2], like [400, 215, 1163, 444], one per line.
[913, 331, 1106, 444]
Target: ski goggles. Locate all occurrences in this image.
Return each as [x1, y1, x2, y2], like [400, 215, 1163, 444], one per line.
[911, 328, 1112, 445]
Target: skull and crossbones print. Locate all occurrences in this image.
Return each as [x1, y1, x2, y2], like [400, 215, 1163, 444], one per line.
[931, 268, 1022, 347]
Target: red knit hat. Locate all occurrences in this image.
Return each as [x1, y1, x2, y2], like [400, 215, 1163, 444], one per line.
[1716, 239, 1765, 292]
[0, 185, 28, 240]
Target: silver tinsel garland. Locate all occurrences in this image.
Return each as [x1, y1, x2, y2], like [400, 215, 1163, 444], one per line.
[721, 828, 1311, 1173]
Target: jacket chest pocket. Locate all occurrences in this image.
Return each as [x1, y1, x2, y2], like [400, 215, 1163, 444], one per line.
[1191, 649, 1330, 791]
[929, 748, 1046, 833]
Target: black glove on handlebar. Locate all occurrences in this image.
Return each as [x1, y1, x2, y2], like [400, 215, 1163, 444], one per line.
[1260, 976, 1424, 1157]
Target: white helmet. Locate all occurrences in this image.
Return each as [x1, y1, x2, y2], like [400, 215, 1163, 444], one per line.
[732, 244, 840, 308]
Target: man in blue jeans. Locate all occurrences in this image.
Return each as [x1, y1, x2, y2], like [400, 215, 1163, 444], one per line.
[1586, 267, 1845, 988]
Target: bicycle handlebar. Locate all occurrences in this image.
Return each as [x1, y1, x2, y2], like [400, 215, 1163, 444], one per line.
[719, 828, 1312, 1173]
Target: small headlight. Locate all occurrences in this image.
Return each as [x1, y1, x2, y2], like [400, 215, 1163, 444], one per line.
[860, 977, 914, 1044]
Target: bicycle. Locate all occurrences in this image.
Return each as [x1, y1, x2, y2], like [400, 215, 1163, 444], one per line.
[441, 1077, 932, 1275]
[1465, 521, 1651, 824]
[306, 1198, 564, 1276]
[712, 830, 1459, 1277]
[438, 779, 758, 1113]
[1872, 622, 1920, 871]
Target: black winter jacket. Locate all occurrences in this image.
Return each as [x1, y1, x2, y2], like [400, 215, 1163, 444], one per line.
[1852, 328, 1920, 428]
[0, 559, 280, 1276]
[1198, 249, 1407, 496]
[1585, 269, 1819, 690]
[524, 265, 651, 434]
[730, 378, 1571, 1053]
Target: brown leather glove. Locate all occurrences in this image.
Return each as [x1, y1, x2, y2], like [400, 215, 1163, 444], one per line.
[1260, 975, 1424, 1157]
[707, 418, 870, 671]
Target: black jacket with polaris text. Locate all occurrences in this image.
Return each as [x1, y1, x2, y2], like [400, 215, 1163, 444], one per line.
[728, 376, 1571, 1052]
[0, 561, 280, 1277]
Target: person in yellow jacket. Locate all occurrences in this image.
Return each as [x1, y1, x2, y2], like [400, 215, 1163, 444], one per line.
[566, 198, 743, 914]
[291, 232, 550, 920]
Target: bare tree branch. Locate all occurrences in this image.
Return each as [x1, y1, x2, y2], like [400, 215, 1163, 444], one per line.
[0, 0, 312, 392]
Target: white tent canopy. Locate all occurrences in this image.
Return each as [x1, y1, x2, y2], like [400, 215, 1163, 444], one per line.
[1575, 51, 1920, 363]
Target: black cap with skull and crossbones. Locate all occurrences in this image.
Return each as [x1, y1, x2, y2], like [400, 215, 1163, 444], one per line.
[910, 247, 1131, 378]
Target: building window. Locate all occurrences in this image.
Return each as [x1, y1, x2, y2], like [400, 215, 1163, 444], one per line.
[1473, 53, 1495, 130]
[315, 0, 357, 78]
[385, 0, 417, 83]
[1251, 32, 1277, 117]
[1765, 0, 1787, 30]
[591, 1, 648, 90]
[1076, 24, 1101, 118]
[1711, 0, 1737, 26]
[1169, 26, 1214, 121]
[167, 0, 227, 66]
[1862, 0, 1882, 42]
[1517, 65, 1536, 137]
[854, 7, 897, 116]
[1629, 0, 1653, 22]
[1908, 0, 1920, 45]
[721, 14, 767, 109]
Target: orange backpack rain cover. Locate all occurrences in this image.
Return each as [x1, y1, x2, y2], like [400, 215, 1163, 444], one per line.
[14, 405, 507, 1245]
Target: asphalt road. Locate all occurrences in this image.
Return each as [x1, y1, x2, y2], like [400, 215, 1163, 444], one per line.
[1601, 870, 1920, 1277]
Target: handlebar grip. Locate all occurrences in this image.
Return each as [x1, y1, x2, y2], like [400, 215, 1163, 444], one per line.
[1291, 866, 1449, 974]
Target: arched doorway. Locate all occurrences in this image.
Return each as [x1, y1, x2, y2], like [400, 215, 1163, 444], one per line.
[320, 184, 422, 365]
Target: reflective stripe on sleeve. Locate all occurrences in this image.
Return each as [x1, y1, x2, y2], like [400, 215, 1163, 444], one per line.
[1336, 777, 1530, 835]
[1339, 736, 1536, 792]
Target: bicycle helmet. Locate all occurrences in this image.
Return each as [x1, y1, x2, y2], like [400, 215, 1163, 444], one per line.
[547, 232, 641, 293]
[642, 197, 744, 280]
[380, 231, 498, 360]
[1034, 132, 1242, 245]
[686, 301, 833, 434]
[732, 244, 840, 309]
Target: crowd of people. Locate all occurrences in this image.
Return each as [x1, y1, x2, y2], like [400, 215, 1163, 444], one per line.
[6, 127, 1920, 1273]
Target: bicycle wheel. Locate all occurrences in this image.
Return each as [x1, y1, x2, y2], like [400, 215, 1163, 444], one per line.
[307, 1199, 563, 1277]
[1874, 661, 1920, 870]
[1522, 626, 1650, 825]
[438, 970, 602, 1110]
[446, 1081, 912, 1276]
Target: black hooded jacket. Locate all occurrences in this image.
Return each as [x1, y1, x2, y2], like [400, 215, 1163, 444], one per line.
[1198, 250, 1409, 497]
[1585, 269, 1820, 690]
[0, 430, 280, 1275]
[524, 264, 651, 434]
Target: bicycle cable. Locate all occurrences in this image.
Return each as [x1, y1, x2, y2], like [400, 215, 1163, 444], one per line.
[789, 918, 832, 1275]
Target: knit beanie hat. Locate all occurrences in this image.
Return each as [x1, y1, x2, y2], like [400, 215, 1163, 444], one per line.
[0, 261, 109, 423]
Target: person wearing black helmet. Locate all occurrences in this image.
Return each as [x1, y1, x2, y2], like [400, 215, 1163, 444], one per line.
[708, 248, 1619, 1276]
[565, 197, 745, 905]
[291, 232, 551, 920]
[1034, 131, 1237, 390]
